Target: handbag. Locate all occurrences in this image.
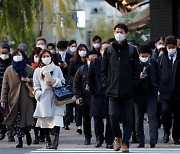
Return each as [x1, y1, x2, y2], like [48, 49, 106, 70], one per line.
[25, 82, 34, 98]
[52, 84, 75, 105]
[55, 96, 76, 106]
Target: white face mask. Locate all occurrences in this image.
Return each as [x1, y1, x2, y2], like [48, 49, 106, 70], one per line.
[59, 50, 66, 56]
[79, 50, 87, 57]
[93, 43, 100, 49]
[0, 54, 9, 60]
[167, 48, 177, 56]
[36, 45, 46, 49]
[114, 33, 125, 42]
[13, 55, 23, 62]
[34, 56, 39, 63]
[139, 56, 149, 63]
[41, 57, 51, 65]
[157, 44, 165, 50]
[50, 50, 55, 54]
[70, 47, 77, 53]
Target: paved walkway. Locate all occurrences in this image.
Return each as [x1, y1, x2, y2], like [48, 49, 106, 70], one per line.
[0, 117, 180, 154]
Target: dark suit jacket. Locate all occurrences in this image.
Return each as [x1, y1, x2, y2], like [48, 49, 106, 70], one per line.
[159, 49, 180, 101]
[88, 57, 106, 117]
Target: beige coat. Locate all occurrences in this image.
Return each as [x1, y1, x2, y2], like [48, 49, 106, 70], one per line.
[1, 65, 35, 127]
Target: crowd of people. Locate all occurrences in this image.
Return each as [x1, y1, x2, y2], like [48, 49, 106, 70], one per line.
[0, 23, 180, 153]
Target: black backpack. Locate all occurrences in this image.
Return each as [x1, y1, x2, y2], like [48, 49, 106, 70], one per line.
[106, 43, 136, 60]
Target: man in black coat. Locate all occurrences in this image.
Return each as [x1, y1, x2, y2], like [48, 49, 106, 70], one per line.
[158, 36, 180, 145]
[88, 42, 114, 149]
[0, 43, 12, 141]
[101, 23, 141, 152]
[134, 45, 159, 148]
[73, 51, 98, 145]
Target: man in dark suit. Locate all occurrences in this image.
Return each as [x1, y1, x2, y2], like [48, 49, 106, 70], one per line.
[57, 41, 73, 130]
[88, 42, 114, 149]
[57, 41, 72, 77]
[159, 36, 180, 145]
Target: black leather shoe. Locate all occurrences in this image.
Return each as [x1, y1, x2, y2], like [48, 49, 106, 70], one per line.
[16, 143, 23, 148]
[95, 140, 104, 148]
[131, 134, 138, 144]
[76, 129, 82, 134]
[64, 126, 70, 130]
[150, 144, 156, 148]
[174, 140, 180, 145]
[84, 138, 91, 145]
[39, 138, 45, 142]
[0, 133, 5, 140]
[33, 138, 39, 144]
[106, 144, 113, 149]
[137, 144, 145, 148]
[163, 133, 169, 143]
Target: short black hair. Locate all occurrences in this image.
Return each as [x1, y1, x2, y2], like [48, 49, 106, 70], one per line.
[47, 43, 55, 49]
[165, 36, 177, 46]
[155, 37, 165, 43]
[92, 35, 102, 43]
[0, 43, 10, 51]
[139, 45, 151, 54]
[107, 38, 115, 43]
[68, 40, 77, 46]
[36, 37, 47, 44]
[114, 23, 128, 33]
[87, 50, 99, 57]
[56, 41, 68, 49]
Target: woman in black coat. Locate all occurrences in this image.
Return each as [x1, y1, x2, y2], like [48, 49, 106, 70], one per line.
[65, 44, 87, 133]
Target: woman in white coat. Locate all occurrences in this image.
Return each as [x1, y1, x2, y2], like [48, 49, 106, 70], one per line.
[33, 49, 65, 149]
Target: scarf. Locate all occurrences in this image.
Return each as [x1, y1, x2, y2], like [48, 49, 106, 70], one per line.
[40, 62, 56, 78]
[12, 59, 27, 78]
[31, 62, 38, 69]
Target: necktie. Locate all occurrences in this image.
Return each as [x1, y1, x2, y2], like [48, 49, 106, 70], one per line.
[169, 56, 174, 70]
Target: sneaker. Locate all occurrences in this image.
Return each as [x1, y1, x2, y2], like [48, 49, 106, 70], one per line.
[113, 137, 121, 151]
[121, 144, 129, 153]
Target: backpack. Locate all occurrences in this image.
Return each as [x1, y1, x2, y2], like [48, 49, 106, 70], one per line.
[107, 43, 135, 60]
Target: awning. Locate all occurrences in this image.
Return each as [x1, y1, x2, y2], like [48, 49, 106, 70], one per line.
[127, 6, 150, 31]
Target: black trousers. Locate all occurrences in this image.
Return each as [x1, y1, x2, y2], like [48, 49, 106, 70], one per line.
[64, 103, 82, 127]
[82, 106, 92, 138]
[0, 112, 6, 134]
[109, 97, 133, 146]
[134, 94, 158, 145]
[94, 117, 104, 139]
[105, 98, 114, 145]
[161, 100, 180, 141]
